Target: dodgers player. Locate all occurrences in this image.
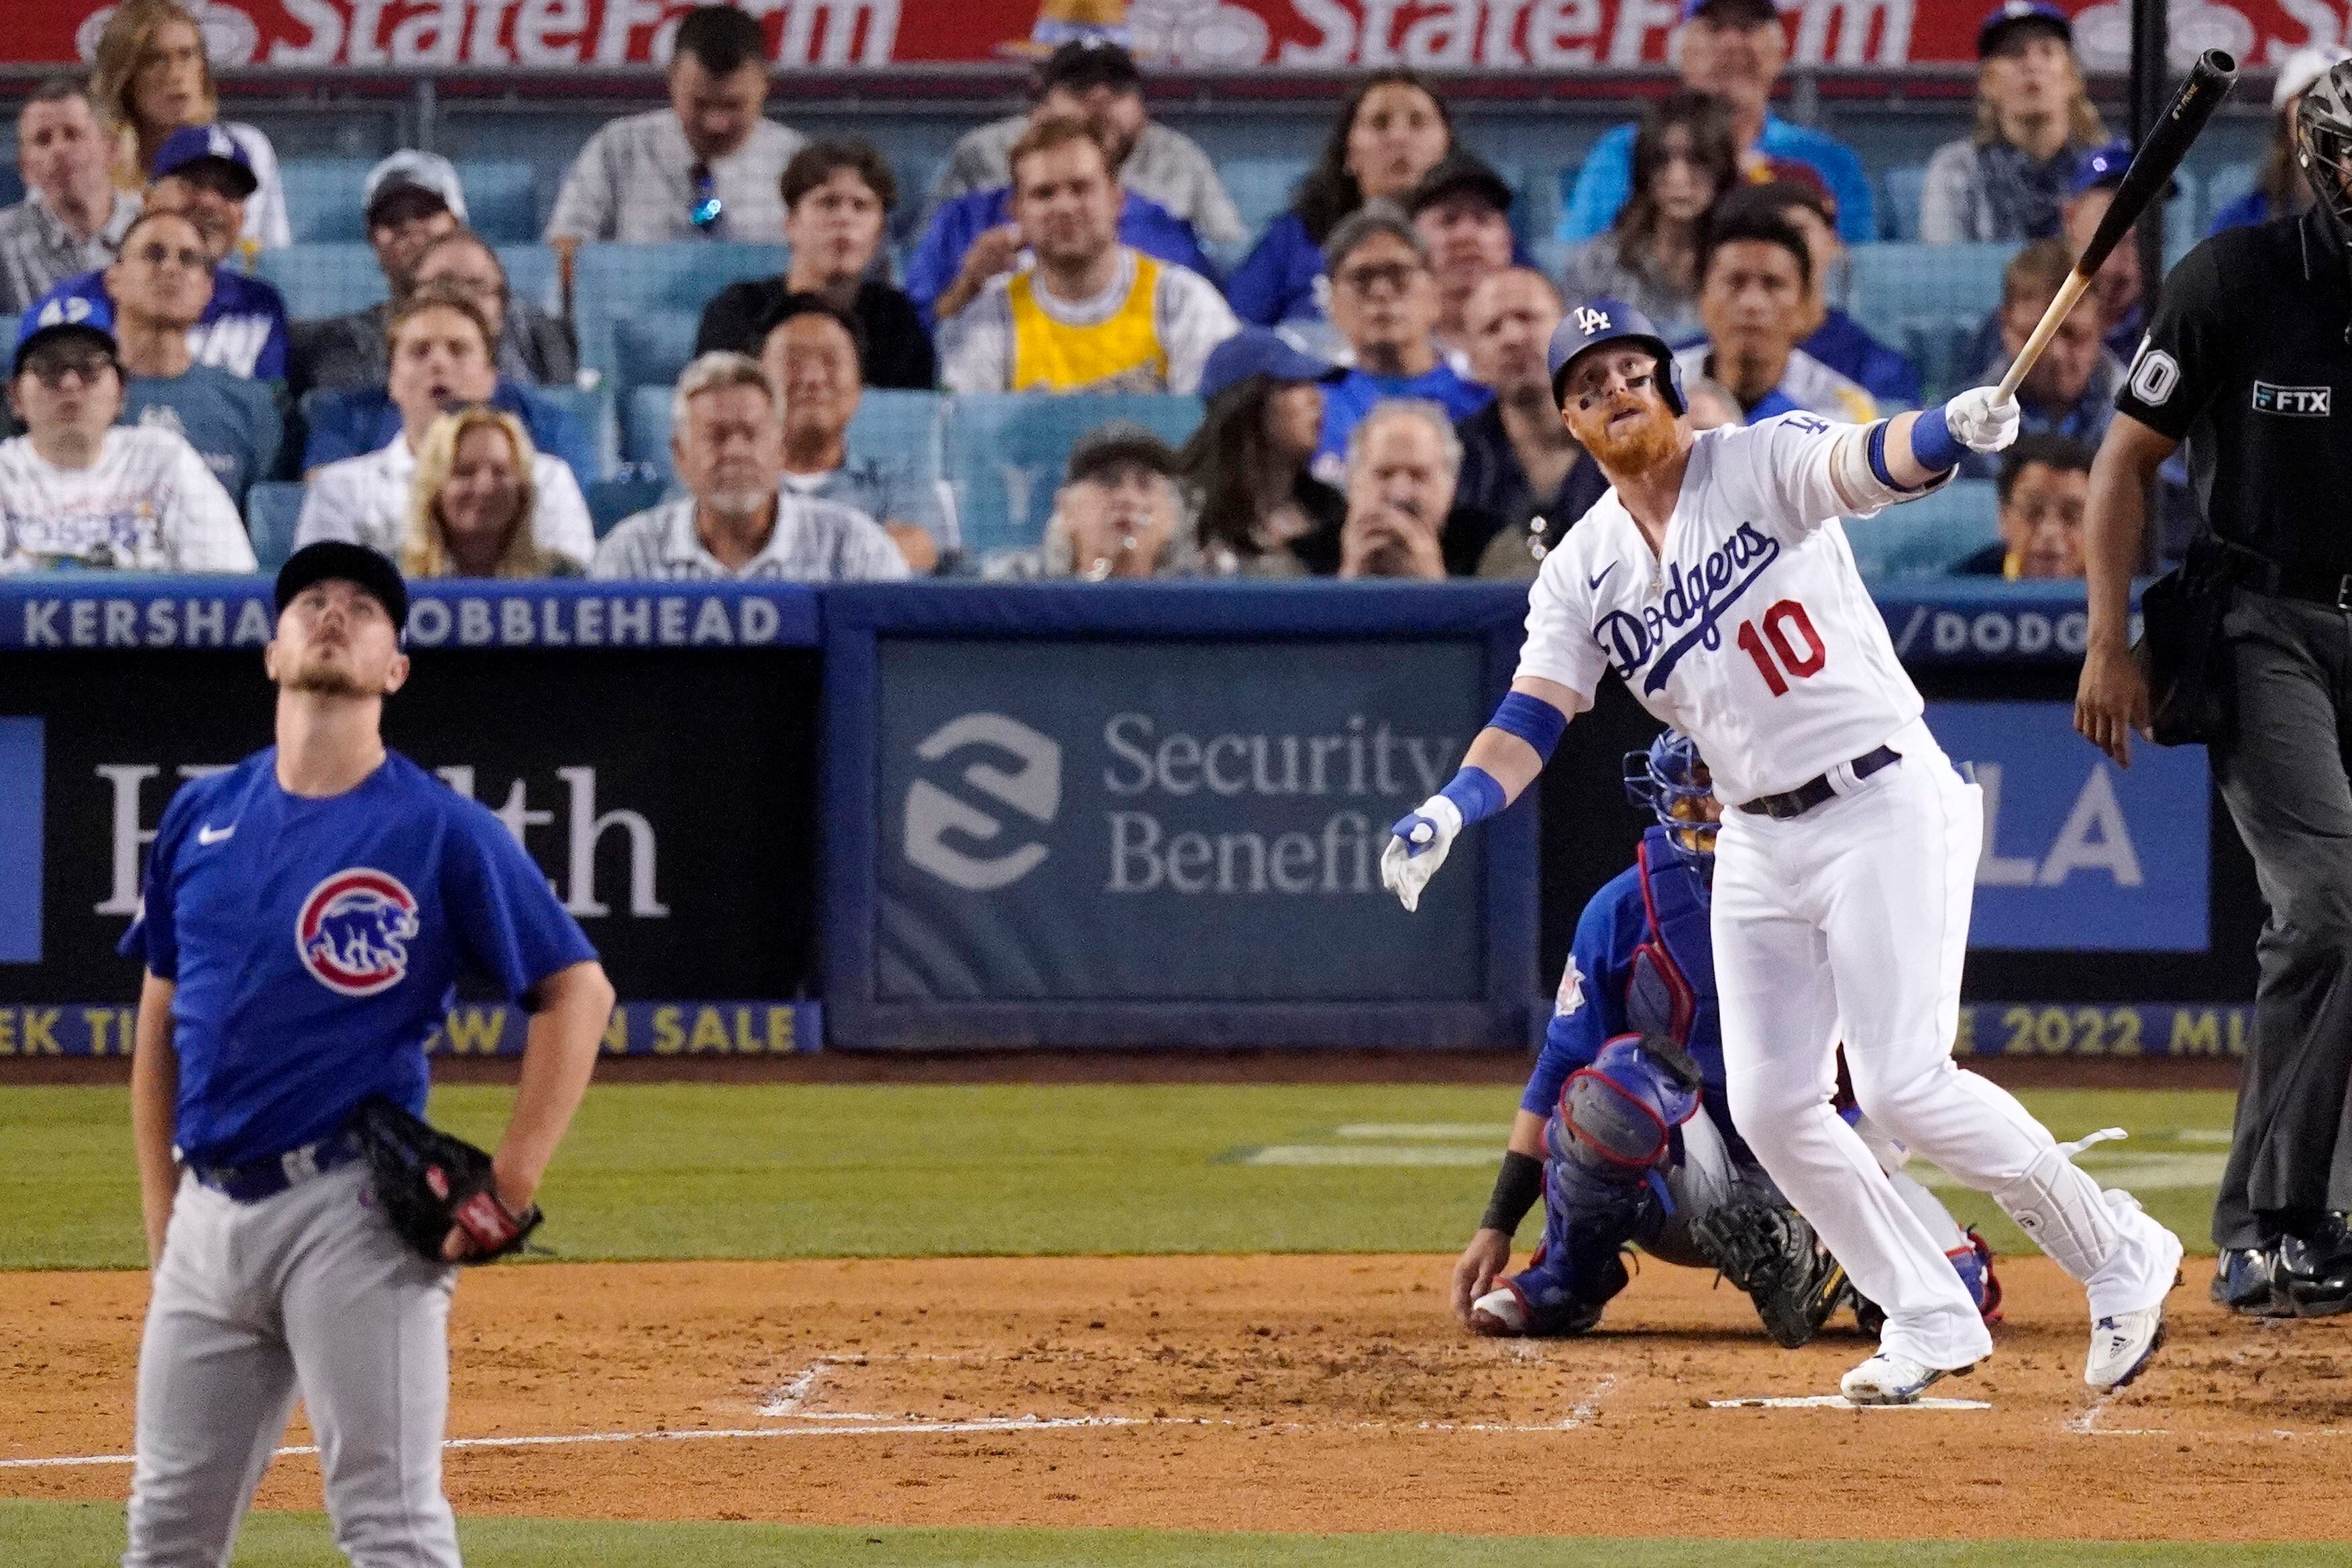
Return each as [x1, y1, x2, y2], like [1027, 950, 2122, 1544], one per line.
[123, 542, 614, 1567]
[1387, 299, 2183, 1404]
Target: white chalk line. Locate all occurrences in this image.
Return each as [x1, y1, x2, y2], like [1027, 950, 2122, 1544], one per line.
[1707, 1395, 1991, 1411]
[1562, 1374, 1616, 1429]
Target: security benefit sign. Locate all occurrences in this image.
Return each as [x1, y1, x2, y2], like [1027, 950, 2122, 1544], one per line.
[875, 638, 1485, 1001]
[1931, 702, 2208, 952]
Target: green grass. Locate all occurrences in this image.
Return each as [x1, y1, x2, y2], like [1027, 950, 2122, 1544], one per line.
[0, 1084, 2235, 1272]
[3, 1504, 2340, 1568]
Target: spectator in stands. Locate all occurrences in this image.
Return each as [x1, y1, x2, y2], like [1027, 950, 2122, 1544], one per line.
[2064, 140, 2154, 359]
[1, 80, 142, 315]
[1954, 431, 2090, 578]
[757, 296, 949, 573]
[985, 422, 1196, 579]
[593, 351, 908, 581]
[545, 5, 804, 247]
[292, 155, 576, 397]
[0, 321, 253, 571]
[1963, 237, 2118, 478]
[1179, 327, 1346, 577]
[2211, 45, 2347, 234]
[1730, 180, 1921, 406]
[109, 209, 282, 505]
[1405, 152, 1518, 374]
[937, 119, 1235, 396]
[696, 142, 935, 390]
[1335, 400, 1487, 579]
[1454, 270, 1606, 581]
[301, 231, 592, 482]
[1920, 2, 2106, 244]
[1673, 205, 1875, 423]
[1685, 375, 1748, 431]
[400, 406, 576, 579]
[1561, 0, 1873, 245]
[1560, 92, 1740, 345]
[934, 39, 1242, 253]
[89, 0, 288, 250]
[912, 99, 1214, 333]
[1229, 68, 1453, 327]
[297, 287, 592, 571]
[21, 127, 292, 382]
[1312, 205, 1490, 484]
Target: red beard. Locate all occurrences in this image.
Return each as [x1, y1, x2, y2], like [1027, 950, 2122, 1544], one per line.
[1586, 401, 1680, 478]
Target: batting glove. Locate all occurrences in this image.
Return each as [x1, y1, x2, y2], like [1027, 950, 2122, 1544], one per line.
[1381, 794, 1464, 913]
[1944, 386, 2021, 454]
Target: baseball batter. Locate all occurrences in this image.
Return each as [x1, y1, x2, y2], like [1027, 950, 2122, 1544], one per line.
[122, 541, 615, 1567]
[1384, 298, 2183, 1404]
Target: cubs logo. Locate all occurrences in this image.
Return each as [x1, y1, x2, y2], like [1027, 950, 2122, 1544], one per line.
[295, 869, 420, 997]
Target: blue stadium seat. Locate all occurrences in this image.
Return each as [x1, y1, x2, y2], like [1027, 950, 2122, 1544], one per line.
[1846, 243, 2013, 351]
[2202, 160, 2257, 229]
[1843, 479, 1999, 579]
[280, 158, 380, 243]
[613, 313, 704, 396]
[621, 384, 675, 478]
[1880, 165, 1927, 241]
[533, 384, 614, 481]
[0, 315, 15, 353]
[0, 168, 20, 209]
[256, 243, 559, 321]
[945, 393, 1205, 557]
[586, 475, 665, 538]
[451, 160, 539, 243]
[1222, 158, 1309, 250]
[572, 243, 786, 388]
[2163, 169, 2201, 262]
[245, 482, 307, 573]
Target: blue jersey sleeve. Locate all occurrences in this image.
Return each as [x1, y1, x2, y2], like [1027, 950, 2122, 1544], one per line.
[440, 803, 598, 1007]
[1559, 125, 1636, 243]
[1518, 869, 1645, 1115]
[904, 190, 999, 330]
[119, 781, 203, 978]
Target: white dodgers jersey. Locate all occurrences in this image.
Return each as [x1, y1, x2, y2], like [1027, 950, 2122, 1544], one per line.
[1515, 414, 1923, 805]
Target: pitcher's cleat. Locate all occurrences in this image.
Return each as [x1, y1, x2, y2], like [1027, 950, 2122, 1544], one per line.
[1840, 1350, 1962, 1406]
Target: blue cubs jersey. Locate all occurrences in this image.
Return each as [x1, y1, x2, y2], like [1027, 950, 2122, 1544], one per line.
[123, 748, 596, 1168]
[24, 266, 290, 382]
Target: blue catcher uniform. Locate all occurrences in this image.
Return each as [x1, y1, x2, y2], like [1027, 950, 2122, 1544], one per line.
[121, 747, 594, 1568]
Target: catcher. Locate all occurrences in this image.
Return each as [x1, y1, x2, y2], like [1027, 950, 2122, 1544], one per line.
[1452, 731, 1998, 1346]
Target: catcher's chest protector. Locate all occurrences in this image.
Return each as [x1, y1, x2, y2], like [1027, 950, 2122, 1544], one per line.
[1625, 826, 1719, 1058]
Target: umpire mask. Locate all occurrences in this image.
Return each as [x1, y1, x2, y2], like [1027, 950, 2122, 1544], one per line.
[2295, 61, 2352, 243]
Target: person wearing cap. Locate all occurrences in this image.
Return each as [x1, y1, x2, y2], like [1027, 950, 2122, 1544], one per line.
[0, 78, 143, 315]
[1406, 152, 1520, 375]
[17, 124, 293, 383]
[1310, 203, 1492, 487]
[983, 421, 1195, 579]
[1563, 93, 1742, 346]
[910, 80, 1216, 333]
[1177, 326, 1348, 577]
[933, 38, 1242, 252]
[1920, 1, 2106, 245]
[2210, 45, 2351, 235]
[757, 296, 950, 572]
[1674, 202, 1876, 426]
[0, 320, 253, 572]
[119, 537, 610, 1568]
[2062, 139, 2155, 360]
[1454, 270, 1609, 581]
[545, 5, 806, 248]
[937, 119, 1236, 396]
[1733, 179, 1923, 408]
[593, 350, 908, 582]
[1560, 0, 1873, 247]
[109, 208, 285, 506]
[89, 0, 289, 250]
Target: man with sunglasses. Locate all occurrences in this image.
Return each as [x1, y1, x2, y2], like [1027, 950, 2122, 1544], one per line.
[0, 319, 253, 571]
[110, 209, 284, 507]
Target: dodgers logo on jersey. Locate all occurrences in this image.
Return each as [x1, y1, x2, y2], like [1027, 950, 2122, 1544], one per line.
[295, 870, 421, 997]
[1593, 523, 1782, 694]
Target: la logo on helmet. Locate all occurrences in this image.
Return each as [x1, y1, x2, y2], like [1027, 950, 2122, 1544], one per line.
[1575, 306, 1613, 335]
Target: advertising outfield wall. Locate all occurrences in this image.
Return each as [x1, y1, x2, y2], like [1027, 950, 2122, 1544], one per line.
[0, 578, 2247, 1054]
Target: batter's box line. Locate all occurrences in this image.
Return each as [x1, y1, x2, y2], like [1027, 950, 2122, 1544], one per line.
[1707, 1395, 1992, 1411]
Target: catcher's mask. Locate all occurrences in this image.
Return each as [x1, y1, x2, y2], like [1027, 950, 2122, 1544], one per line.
[1623, 730, 1719, 858]
[2298, 60, 2352, 243]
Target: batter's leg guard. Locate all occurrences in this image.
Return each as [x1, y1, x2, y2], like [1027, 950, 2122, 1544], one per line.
[1988, 1143, 2121, 1283]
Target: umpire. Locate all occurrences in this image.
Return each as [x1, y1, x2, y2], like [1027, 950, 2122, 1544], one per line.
[2076, 59, 2352, 1319]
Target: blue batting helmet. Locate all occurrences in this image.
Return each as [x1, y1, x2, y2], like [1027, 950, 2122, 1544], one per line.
[1548, 297, 1687, 416]
[1623, 730, 1717, 857]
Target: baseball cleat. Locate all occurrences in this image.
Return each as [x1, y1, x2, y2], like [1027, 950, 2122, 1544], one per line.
[1468, 1285, 1530, 1335]
[1840, 1350, 1958, 1406]
[2084, 1306, 2166, 1390]
[2278, 1214, 2352, 1317]
[2210, 1245, 2288, 1316]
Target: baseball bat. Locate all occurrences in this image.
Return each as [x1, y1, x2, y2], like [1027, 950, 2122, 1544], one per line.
[1997, 49, 2240, 401]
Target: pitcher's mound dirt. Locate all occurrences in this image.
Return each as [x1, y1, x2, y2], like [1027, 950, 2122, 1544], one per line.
[1, 1254, 2337, 1539]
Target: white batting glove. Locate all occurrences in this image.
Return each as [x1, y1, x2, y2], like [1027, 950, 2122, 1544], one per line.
[1380, 794, 1464, 913]
[1943, 386, 2021, 454]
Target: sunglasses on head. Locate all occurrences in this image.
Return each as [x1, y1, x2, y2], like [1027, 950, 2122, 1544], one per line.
[690, 164, 723, 232]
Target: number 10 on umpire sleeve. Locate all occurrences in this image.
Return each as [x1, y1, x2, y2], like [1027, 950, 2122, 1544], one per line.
[1736, 600, 1827, 697]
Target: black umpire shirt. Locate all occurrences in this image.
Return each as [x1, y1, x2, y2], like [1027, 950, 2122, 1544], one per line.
[2115, 206, 2352, 573]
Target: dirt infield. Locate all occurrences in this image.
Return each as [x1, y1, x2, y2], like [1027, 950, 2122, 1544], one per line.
[1, 1254, 2337, 1541]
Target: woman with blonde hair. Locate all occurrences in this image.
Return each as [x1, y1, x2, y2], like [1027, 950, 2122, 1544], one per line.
[402, 406, 575, 579]
[89, 0, 288, 249]
[1919, 2, 2105, 243]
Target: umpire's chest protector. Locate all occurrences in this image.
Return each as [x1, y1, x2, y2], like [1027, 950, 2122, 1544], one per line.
[1625, 826, 1721, 1070]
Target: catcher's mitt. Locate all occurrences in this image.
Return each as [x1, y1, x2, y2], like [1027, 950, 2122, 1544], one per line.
[354, 1099, 541, 1265]
[1692, 1200, 1848, 1350]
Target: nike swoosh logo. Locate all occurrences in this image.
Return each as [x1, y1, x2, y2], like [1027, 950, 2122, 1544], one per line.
[1587, 563, 1618, 592]
[197, 824, 235, 846]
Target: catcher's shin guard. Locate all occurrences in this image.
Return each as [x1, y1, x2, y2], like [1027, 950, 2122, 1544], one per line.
[1692, 1200, 1848, 1349]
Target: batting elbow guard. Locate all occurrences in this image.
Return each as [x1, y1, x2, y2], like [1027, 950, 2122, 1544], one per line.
[1832, 420, 1955, 515]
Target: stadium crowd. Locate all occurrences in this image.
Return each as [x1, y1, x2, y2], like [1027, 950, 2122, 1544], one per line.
[0, 0, 2296, 583]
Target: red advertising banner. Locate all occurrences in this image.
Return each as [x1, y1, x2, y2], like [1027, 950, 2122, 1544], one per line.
[10, 0, 2340, 73]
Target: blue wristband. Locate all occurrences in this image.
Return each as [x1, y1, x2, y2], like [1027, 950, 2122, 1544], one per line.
[1440, 767, 1507, 826]
[1867, 420, 1897, 488]
[1909, 404, 1965, 474]
[1488, 692, 1568, 761]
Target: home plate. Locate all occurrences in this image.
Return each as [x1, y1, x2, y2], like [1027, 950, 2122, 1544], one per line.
[1708, 1395, 1991, 1410]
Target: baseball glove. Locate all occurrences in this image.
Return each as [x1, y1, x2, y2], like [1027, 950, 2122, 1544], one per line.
[354, 1099, 541, 1266]
[1692, 1200, 1848, 1350]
